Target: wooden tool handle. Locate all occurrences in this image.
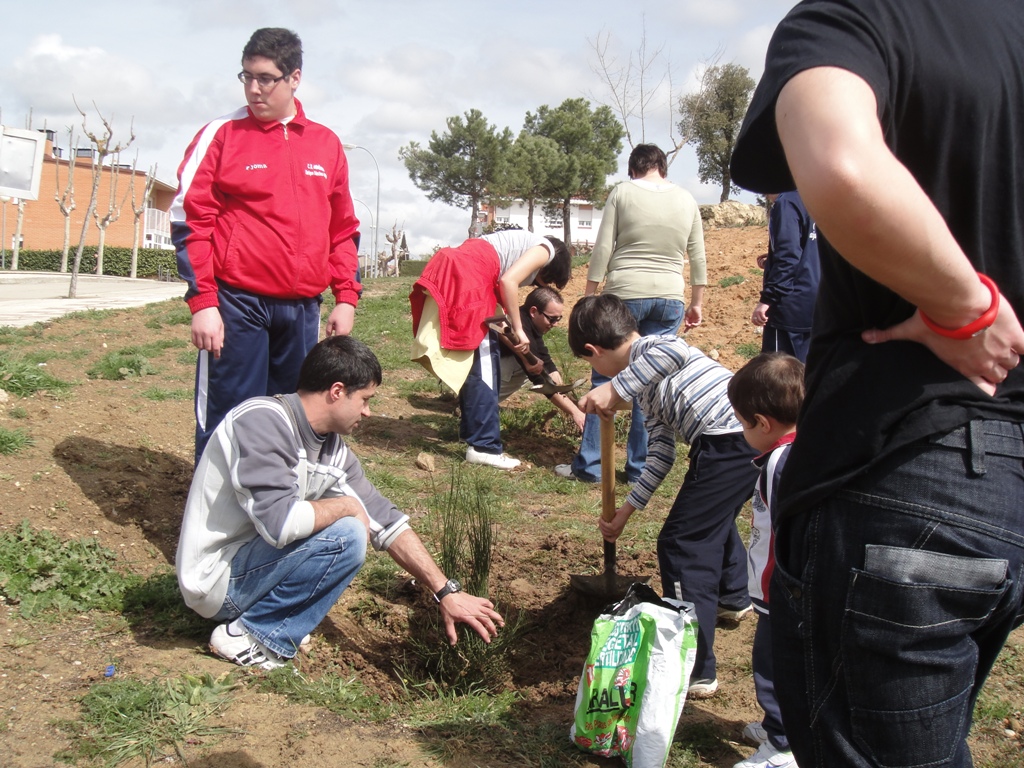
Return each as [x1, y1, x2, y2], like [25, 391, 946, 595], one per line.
[600, 416, 616, 523]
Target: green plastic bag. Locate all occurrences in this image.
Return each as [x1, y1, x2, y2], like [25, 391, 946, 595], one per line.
[570, 583, 698, 768]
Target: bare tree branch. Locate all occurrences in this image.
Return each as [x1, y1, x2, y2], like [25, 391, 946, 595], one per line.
[587, 23, 721, 169]
[67, 98, 136, 297]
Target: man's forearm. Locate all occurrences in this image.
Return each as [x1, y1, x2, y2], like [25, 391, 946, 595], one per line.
[385, 529, 447, 594]
[309, 496, 365, 533]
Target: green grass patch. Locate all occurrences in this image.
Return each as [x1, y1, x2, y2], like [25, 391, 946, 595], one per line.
[0, 352, 73, 396]
[87, 351, 158, 380]
[258, 665, 393, 719]
[176, 348, 198, 366]
[121, 571, 211, 640]
[353, 553, 404, 601]
[735, 342, 761, 360]
[402, 609, 527, 695]
[55, 672, 237, 766]
[718, 275, 745, 288]
[0, 520, 139, 617]
[142, 386, 192, 402]
[0, 425, 33, 454]
[142, 301, 192, 328]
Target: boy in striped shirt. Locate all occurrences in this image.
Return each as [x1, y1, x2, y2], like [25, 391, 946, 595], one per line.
[569, 294, 759, 698]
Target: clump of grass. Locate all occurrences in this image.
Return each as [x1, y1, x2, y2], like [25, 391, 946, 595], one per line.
[258, 666, 392, 719]
[0, 352, 72, 396]
[0, 425, 33, 455]
[143, 303, 192, 328]
[176, 348, 198, 366]
[0, 520, 139, 617]
[122, 571, 210, 640]
[399, 468, 529, 694]
[87, 351, 157, 380]
[431, 468, 494, 597]
[718, 275, 745, 288]
[403, 610, 526, 694]
[355, 551, 404, 601]
[142, 387, 192, 402]
[735, 342, 761, 360]
[55, 672, 237, 766]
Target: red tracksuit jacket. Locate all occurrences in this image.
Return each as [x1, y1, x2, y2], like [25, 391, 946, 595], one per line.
[171, 99, 360, 313]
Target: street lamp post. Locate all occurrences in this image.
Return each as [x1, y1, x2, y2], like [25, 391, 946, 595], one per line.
[0, 196, 8, 270]
[352, 198, 375, 273]
[342, 144, 380, 277]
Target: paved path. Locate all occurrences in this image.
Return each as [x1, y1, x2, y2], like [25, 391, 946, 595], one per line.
[0, 271, 184, 328]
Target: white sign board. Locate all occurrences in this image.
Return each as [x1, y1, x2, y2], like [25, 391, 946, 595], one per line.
[0, 126, 46, 200]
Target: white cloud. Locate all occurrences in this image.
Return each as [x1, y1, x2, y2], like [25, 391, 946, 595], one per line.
[0, 0, 784, 247]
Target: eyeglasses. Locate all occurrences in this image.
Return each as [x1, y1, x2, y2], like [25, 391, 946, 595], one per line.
[541, 311, 562, 324]
[237, 71, 288, 89]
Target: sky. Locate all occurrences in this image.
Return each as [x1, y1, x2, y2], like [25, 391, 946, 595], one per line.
[0, 0, 795, 256]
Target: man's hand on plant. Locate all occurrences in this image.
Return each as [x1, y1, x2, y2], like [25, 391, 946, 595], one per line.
[437, 592, 504, 645]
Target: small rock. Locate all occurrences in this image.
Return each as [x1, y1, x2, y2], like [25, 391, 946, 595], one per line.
[415, 452, 435, 472]
[708, 348, 721, 361]
[0, 390, 9, 404]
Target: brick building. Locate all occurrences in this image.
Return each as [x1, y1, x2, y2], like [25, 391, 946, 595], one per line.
[5, 129, 176, 253]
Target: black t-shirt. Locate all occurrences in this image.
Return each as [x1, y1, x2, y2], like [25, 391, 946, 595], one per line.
[731, 0, 1024, 519]
[499, 306, 558, 385]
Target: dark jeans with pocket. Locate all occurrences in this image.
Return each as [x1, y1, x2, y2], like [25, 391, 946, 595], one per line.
[771, 419, 1024, 767]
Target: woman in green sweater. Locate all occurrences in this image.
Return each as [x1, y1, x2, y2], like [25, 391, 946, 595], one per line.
[556, 143, 707, 483]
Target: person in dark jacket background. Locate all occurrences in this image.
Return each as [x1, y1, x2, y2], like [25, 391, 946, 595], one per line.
[750, 191, 819, 362]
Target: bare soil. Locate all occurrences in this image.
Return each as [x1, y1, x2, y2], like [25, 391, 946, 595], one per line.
[0, 226, 1019, 768]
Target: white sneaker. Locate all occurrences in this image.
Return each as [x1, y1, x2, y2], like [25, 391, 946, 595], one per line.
[554, 463, 577, 479]
[688, 677, 719, 698]
[210, 623, 288, 670]
[733, 741, 798, 768]
[718, 603, 754, 621]
[466, 446, 520, 469]
[742, 721, 769, 746]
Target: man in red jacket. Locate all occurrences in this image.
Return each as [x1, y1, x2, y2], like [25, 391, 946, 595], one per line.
[172, 27, 361, 462]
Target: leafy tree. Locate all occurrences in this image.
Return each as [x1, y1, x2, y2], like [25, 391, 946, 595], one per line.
[399, 109, 513, 238]
[523, 98, 623, 244]
[678, 63, 756, 202]
[504, 133, 565, 233]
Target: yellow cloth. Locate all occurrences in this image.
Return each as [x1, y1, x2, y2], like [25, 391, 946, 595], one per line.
[411, 295, 475, 392]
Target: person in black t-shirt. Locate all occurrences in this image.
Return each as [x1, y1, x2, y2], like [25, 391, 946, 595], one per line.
[496, 287, 585, 430]
[731, 1, 1024, 767]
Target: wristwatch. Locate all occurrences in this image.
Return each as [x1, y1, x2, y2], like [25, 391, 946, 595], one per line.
[433, 578, 462, 603]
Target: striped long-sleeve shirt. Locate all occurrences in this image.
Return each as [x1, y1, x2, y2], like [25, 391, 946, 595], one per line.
[612, 335, 742, 509]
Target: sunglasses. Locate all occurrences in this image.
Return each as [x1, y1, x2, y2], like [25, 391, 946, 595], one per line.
[541, 311, 562, 324]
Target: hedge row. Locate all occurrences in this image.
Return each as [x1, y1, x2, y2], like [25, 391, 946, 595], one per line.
[11, 248, 180, 279]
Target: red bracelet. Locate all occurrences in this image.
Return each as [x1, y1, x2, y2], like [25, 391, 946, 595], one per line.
[919, 273, 1000, 340]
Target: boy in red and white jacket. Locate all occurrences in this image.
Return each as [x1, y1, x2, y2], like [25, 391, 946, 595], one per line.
[727, 353, 805, 768]
[172, 28, 361, 463]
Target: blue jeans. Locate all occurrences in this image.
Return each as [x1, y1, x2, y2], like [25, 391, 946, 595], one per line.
[459, 331, 503, 454]
[212, 517, 367, 658]
[572, 298, 684, 482]
[771, 419, 1024, 767]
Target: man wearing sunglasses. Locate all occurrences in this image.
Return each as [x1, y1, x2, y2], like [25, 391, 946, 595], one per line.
[494, 286, 585, 431]
[172, 27, 361, 464]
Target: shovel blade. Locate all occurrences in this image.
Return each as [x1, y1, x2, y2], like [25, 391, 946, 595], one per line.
[569, 572, 649, 601]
